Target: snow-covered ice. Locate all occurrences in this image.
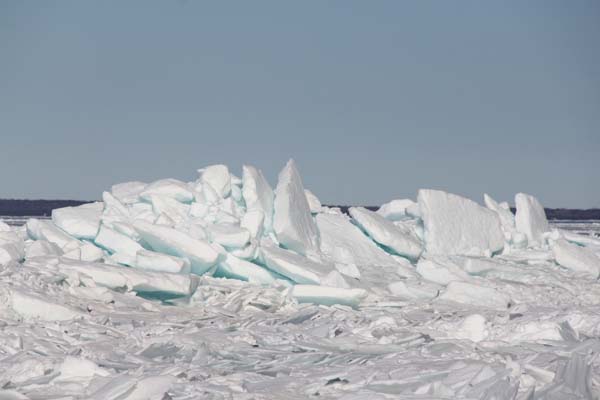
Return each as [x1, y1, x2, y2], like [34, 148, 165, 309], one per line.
[1, 160, 599, 399]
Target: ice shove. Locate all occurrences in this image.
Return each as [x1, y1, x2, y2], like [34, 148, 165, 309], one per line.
[515, 192, 550, 247]
[418, 189, 505, 257]
[349, 206, 422, 261]
[133, 221, 220, 275]
[272, 159, 320, 257]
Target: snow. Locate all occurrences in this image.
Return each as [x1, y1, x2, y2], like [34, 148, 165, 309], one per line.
[418, 189, 505, 256]
[515, 192, 550, 247]
[2, 161, 600, 398]
[272, 159, 320, 256]
[349, 206, 423, 260]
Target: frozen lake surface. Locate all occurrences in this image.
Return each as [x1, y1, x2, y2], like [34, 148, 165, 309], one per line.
[0, 221, 598, 399]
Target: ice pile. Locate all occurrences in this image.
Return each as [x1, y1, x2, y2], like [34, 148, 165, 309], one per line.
[2, 159, 600, 399]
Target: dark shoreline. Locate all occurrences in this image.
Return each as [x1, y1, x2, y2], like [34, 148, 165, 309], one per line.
[1, 199, 599, 220]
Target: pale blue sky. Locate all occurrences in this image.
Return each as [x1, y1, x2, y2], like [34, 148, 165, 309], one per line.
[1, 1, 598, 207]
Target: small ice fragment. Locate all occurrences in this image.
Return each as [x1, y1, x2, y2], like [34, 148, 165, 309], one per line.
[438, 281, 511, 309]
[290, 285, 367, 308]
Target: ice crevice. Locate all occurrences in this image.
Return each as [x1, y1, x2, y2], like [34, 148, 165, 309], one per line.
[1, 159, 599, 398]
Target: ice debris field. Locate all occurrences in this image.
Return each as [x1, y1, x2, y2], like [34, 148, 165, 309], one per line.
[1, 160, 600, 399]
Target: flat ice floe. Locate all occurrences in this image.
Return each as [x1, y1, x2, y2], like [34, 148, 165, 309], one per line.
[0, 159, 599, 399]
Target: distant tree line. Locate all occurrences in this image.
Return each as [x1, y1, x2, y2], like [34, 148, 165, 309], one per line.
[0, 199, 598, 220]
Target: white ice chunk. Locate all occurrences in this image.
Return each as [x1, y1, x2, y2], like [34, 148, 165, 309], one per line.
[0, 244, 23, 266]
[418, 189, 504, 256]
[304, 189, 322, 213]
[349, 207, 422, 260]
[135, 249, 191, 274]
[273, 159, 320, 256]
[483, 193, 516, 235]
[63, 241, 105, 262]
[200, 164, 231, 198]
[149, 195, 190, 225]
[56, 356, 109, 382]
[377, 199, 416, 221]
[58, 259, 196, 298]
[438, 281, 511, 309]
[261, 243, 333, 285]
[416, 258, 470, 285]
[242, 165, 275, 232]
[0, 220, 11, 232]
[515, 193, 549, 247]
[133, 221, 220, 275]
[290, 285, 367, 308]
[51, 202, 103, 240]
[552, 238, 600, 278]
[26, 218, 77, 248]
[316, 213, 399, 268]
[95, 225, 143, 256]
[388, 280, 440, 300]
[25, 240, 63, 259]
[139, 178, 194, 203]
[454, 314, 488, 343]
[241, 209, 265, 239]
[216, 253, 277, 284]
[111, 181, 147, 204]
[207, 224, 250, 248]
